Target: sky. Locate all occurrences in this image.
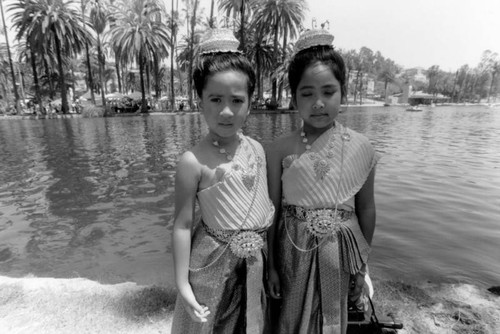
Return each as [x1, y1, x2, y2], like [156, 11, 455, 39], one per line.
[2, 0, 499, 72]
[303, 0, 500, 71]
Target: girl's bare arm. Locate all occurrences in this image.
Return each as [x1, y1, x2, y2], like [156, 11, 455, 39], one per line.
[172, 151, 210, 322]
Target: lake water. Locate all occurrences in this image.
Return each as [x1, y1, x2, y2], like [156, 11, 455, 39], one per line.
[1, 105, 499, 289]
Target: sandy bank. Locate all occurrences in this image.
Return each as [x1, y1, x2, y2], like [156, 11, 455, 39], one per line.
[1, 275, 499, 333]
[0, 275, 175, 334]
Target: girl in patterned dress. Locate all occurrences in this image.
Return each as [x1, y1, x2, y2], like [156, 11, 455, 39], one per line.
[266, 29, 380, 334]
[171, 28, 274, 334]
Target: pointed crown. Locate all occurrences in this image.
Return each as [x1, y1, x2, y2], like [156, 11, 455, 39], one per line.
[294, 29, 335, 54]
[199, 28, 241, 55]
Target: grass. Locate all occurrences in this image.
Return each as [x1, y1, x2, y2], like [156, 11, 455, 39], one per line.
[1, 275, 499, 334]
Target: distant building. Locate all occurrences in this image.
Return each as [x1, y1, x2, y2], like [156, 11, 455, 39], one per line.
[413, 67, 427, 83]
[408, 91, 450, 105]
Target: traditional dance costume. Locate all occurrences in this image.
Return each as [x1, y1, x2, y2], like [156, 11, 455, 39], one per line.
[171, 135, 274, 334]
[276, 123, 380, 334]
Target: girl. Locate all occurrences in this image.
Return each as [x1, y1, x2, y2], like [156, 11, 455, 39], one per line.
[171, 28, 274, 333]
[266, 29, 380, 333]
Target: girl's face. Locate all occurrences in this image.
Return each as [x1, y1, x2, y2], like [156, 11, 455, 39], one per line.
[199, 70, 250, 139]
[294, 61, 342, 131]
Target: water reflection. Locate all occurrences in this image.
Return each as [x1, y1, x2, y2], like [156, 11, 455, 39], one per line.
[1, 106, 499, 287]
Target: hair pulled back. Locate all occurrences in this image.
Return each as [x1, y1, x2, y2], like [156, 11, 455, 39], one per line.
[288, 46, 347, 102]
[193, 52, 256, 98]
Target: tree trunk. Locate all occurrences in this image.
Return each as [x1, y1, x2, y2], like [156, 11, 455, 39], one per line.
[170, 0, 175, 111]
[30, 45, 43, 115]
[43, 57, 55, 99]
[84, 42, 95, 103]
[256, 43, 262, 100]
[115, 53, 122, 93]
[346, 70, 351, 105]
[1, 0, 20, 113]
[53, 30, 69, 113]
[278, 29, 288, 104]
[97, 34, 106, 107]
[359, 75, 363, 105]
[270, 21, 279, 109]
[188, 0, 199, 109]
[384, 80, 388, 101]
[139, 52, 147, 113]
[154, 54, 161, 99]
[209, 0, 215, 28]
[81, 0, 95, 104]
[239, 2, 245, 52]
[146, 62, 151, 96]
[353, 71, 360, 104]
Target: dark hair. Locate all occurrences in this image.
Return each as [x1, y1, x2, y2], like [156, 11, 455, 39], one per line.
[288, 46, 347, 102]
[193, 52, 256, 98]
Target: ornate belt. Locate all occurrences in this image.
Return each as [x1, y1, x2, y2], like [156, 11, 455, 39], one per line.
[283, 204, 368, 332]
[202, 221, 267, 259]
[285, 204, 352, 238]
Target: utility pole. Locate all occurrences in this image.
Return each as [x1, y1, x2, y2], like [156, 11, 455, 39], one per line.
[0, 0, 21, 113]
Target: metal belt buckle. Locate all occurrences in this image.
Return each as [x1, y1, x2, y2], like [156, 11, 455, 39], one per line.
[229, 231, 264, 258]
[305, 209, 341, 238]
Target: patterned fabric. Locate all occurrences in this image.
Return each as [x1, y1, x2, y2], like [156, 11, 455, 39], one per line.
[171, 135, 274, 334]
[276, 124, 379, 334]
[198, 136, 274, 231]
[282, 123, 380, 208]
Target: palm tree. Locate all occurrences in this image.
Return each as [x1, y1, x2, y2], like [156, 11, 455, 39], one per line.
[0, 43, 11, 105]
[9, 0, 92, 113]
[10, 1, 49, 111]
[89, 0, 108, 108]
[186, 0, 200, 109]
[208, 0, 215, 28]
[253, 0, 305, 109]
[81, 0, 96, 104]
[169, 0, 176, 110]
[218, 0, 255, 52]
[242, 19, 274, 102]
[378, 60, 400, 102]
[109, 0, 170, 112]
[341, 49, 358, 104]
[1, 0, 21, 113]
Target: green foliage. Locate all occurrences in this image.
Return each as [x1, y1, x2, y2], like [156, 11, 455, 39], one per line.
[3, 0, 499, 107]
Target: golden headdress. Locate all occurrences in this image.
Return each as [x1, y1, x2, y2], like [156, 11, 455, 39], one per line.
[294, 29, 335, 54]
[199, 28, 240, 55]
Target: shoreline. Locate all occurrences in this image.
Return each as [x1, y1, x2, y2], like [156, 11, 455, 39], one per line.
[1, 274, 498, 333]
[1, 101, 494, 120]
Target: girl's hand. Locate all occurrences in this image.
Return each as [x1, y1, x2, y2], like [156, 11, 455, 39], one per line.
[349, 272, 365, 303]
[178, 284, 211, 323]
[184, 301, 210, 323]
[267, 267, 282, 299]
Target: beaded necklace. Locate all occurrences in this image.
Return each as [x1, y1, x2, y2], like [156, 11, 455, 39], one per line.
[300, 123, 336, 159]
[212, 134, 241, 161]
[299, 123, 351, 179]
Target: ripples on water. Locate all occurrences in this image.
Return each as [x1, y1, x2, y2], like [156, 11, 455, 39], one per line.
[0, 106, 499, 287]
